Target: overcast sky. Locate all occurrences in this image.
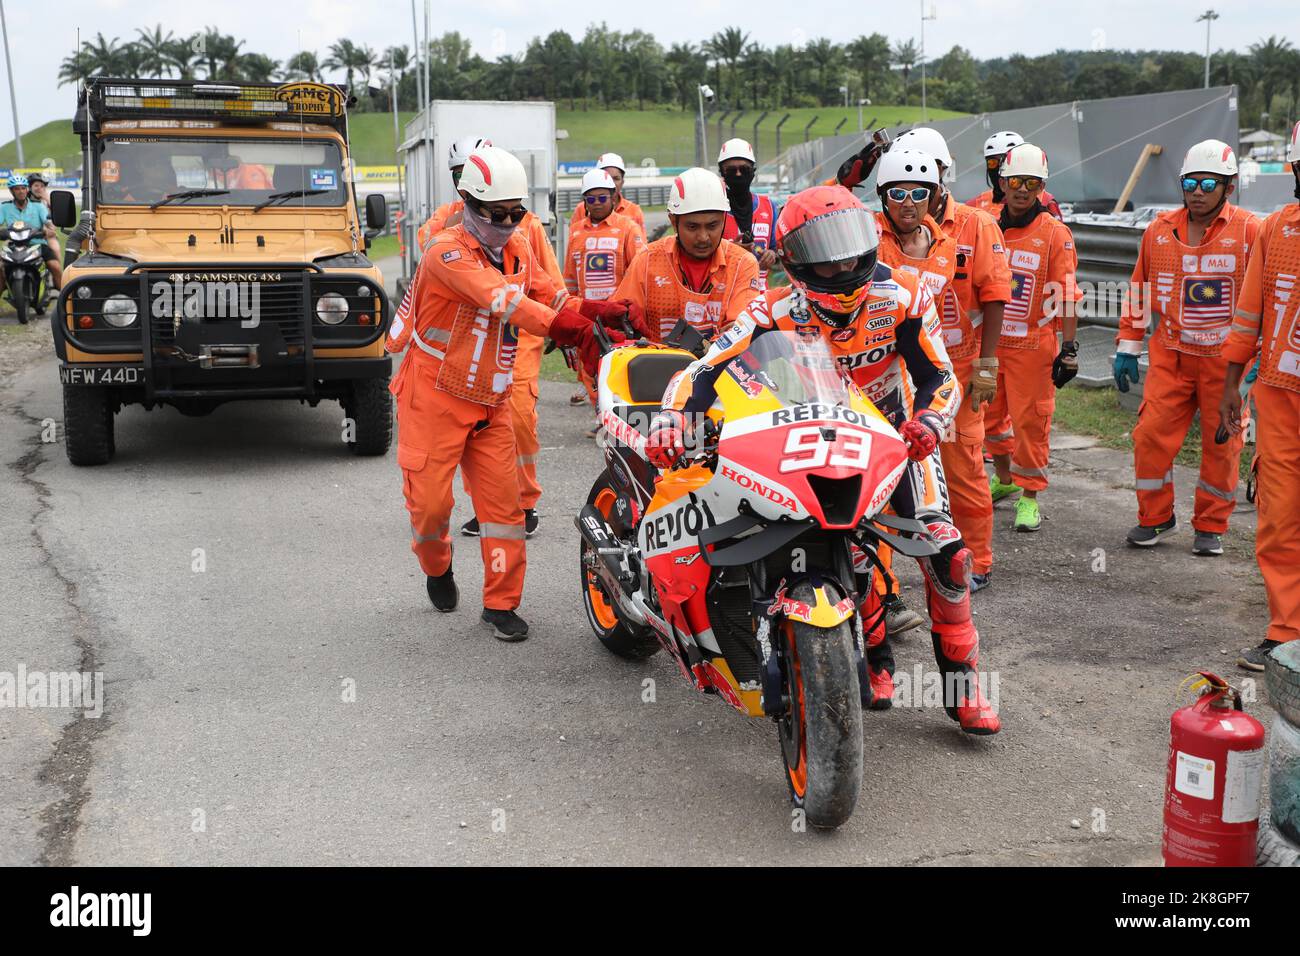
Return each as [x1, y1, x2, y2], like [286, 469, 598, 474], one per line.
[4, 0, 1299, 137]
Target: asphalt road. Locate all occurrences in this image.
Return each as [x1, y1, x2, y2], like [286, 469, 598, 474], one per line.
[0, 303, 1278, 866]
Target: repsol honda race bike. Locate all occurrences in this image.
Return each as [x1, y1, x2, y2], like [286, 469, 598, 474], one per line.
[1, 222, 50, 325]
[575, 327, 942, 828]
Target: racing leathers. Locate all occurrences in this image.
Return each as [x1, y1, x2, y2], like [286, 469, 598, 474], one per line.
[661, 263, 1001, 734]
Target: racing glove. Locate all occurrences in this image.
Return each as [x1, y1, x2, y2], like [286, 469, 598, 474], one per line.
[644, 410, 688, 470]
[548, 305, 595, 347]
[836, 141, 886, 190]
[580, 298, 652, 340]
[969, 357, 998, 411]
[1052, 340, 1079, 389]
[1112, 352, 1139, 392]
[899, 411, 943, 462]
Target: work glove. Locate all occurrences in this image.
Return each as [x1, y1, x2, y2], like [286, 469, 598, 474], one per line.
[969, 357, 998, 411]
[1052, 340, 1079, 389]
[644, 409, 688, 470]
[1112, 352, 1140, 392]
[836, 140, 886, 190]
[548, 305, 595, 347]
[580, 298, 652, 340]
[898, 412, 942, 462]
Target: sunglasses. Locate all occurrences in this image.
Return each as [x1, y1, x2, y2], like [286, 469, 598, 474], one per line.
[583, 194, 610, 205]
[885, 186, 931, 204]
[474, 202, 528, 224]
[1181, 176, 1224, 194]
[1005, 176, 1044, 192]
[985, 157, 1003, 171]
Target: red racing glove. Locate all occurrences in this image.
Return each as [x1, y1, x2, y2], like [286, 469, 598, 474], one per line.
[836, 140, 886, 190]
[899, 412, 942, 462]
[644, 410, 687, 469]
[548, 304, 595, 347]
[580, 298, 652, 340]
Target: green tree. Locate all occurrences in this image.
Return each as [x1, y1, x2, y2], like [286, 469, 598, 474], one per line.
[892, 38, 918, 104]
[846, 33, 892, 101]
[134, 26, 175, 78]
[282, 51, 322, 82]
[705, 27, 749, 106]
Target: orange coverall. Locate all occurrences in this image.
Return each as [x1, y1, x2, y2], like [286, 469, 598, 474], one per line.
[571, 194, 647, 240]
[1222, 203, 1300, 644]
[1119, 204, 1260, 533]
[614, 235, 762, 343]
[982, 210, 1080, 491]
[387, 224, 568, 609]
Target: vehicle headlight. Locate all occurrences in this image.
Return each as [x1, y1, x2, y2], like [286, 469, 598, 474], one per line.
[102, 295, 139, 328]
[316, 292, 349, 325]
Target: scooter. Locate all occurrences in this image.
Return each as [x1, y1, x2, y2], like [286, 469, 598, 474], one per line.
[1, 222, 49, 325]
[575, 325, 942, 828]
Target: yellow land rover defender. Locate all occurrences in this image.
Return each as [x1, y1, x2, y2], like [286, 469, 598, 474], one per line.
[48, 78, 393, 465]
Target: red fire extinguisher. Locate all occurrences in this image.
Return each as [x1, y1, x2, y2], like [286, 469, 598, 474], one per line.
[1162, 672, 1266, 866]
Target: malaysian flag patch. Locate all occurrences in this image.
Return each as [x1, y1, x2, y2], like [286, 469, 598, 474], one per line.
[584, 251, 615, 289]
[1005, 270, 1035, 320]
[1181, 277, 1233, 328]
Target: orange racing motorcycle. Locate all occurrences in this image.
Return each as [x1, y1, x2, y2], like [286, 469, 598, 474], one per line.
[575, 327, 942, 827]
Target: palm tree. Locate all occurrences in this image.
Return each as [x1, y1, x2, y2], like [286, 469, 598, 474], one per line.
[166, 36, 203, 79]
[892, 38, 919, 103]
[847, 33, 892, 101]
[705, 27, 749, 106]
[238, 53, 279, 83]
[81, 33, 128, 76]
[325, 38, 373, 96]
[804, 38, 843, 105]
[58, 48, 96, 87]
[664, 41, 705, 111]
[741, 43, 770, 108]
[134, 26, 175, 78]
[1249, 35, 1293, 128]
[281, 51, 322, 82]
[382, 45, 409, 92]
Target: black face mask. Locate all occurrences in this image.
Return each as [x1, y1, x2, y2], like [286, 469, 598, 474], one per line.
[723, 167, 755, 193]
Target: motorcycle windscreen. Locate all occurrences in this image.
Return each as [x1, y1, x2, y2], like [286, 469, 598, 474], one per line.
[708, 331, 909, 527]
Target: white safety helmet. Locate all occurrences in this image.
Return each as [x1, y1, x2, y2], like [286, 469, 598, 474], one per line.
[717, 137, 757, 164]
[458, 145, 528, 202]
[595, 151, 626, 173]
[984, 130, 1024, 160]
[1180, 139, 1238, 177]
[448, 136, 491, 170]
[895, 128, 953, 168]
[1289, 120, 1300, 164]
[1001, 143, 1050, 180]
[875, 148, 942, 188]
[666, 167, 728, 216]
[581, 168, 617, 193]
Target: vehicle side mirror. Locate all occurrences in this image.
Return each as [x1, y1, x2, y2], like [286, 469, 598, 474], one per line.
[50, 190, 77, 228]
[365, 193, 387, 231]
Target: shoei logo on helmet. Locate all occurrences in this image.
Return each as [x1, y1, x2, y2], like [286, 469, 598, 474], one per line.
[469, 154, 492, 186]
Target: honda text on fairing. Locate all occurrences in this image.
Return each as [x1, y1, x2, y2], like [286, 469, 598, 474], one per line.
[575, 327, 943, 828]
[1, 221, 50, 324]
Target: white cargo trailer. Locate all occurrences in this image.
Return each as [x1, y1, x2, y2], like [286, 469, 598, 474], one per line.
[400, 100, 559, 280]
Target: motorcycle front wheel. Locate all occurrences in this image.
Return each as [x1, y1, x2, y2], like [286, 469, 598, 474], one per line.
[580, 473, 659, 660]
[777, 578, 864, 829]
[11, 273, 29, 324]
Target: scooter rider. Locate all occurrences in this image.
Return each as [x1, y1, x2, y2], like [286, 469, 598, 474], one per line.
[0, 174, 62, 294]
[649, 184, 1001, 735]
[24, 171, 63, 266]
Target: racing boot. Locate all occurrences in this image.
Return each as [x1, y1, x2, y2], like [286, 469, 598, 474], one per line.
[918, 526, 1001, 735]
[857, 585, 896, 710]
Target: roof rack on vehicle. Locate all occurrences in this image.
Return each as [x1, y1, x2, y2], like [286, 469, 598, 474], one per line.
[76, 77, 356, 135]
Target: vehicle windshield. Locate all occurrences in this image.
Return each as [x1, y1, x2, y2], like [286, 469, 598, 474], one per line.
[725, 330, 853, 410]
[96, 137, 346, 207]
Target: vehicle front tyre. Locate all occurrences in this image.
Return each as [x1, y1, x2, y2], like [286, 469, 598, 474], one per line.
[63, 385, 114, 466]
[777, 578, 864, 829]
[12, 274, 29, 324]
[345, 378, 392, 456]
[581, 473, 660, 660]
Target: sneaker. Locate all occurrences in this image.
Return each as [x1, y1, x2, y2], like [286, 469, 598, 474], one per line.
[426, 570, 458, 612]
[882, 593, 925, 637]
[1238, 639, 1281, 672]
[525, 509, 539, 538]
[989, 476, 1020, 503]
[1013, 496, 1041, 532]
[569, 388, 588, 406]
[969, 572, 992, 593]
[460, 517, 480, 537]
[1127, 516, 1176, 547]
[482, 608, 530, 642]
[1192, 531, 1223, 556]
[585, 425, 600, 440]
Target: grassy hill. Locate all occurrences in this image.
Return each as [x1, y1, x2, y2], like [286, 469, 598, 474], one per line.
[4, 104, 967, 174]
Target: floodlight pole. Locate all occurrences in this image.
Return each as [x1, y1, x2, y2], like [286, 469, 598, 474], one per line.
[0, 0, 23, 165]
[1197, 9, 1219, 89]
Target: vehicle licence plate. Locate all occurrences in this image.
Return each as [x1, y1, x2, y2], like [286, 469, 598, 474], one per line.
[60, 365, 144, 386]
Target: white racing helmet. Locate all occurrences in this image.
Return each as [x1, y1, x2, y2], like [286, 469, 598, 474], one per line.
[717, 138, 757, 164]
[1180, 139, 1238, 177]
[581, 168, 617, 193]
[1001, 143, 1049, 180]
[895, 128, 953, 168]
[449, 136, 491, 170]
[876, 148, 942, 188]
[666, 167, 728, 215]
[984, 130, 1024, 160]
[1289, 121, 1300, 163]
[458, 146, 528, 202]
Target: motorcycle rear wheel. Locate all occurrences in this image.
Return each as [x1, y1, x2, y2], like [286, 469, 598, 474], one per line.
[777, 578, 864, 829]
[581, 474, 659, 660]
